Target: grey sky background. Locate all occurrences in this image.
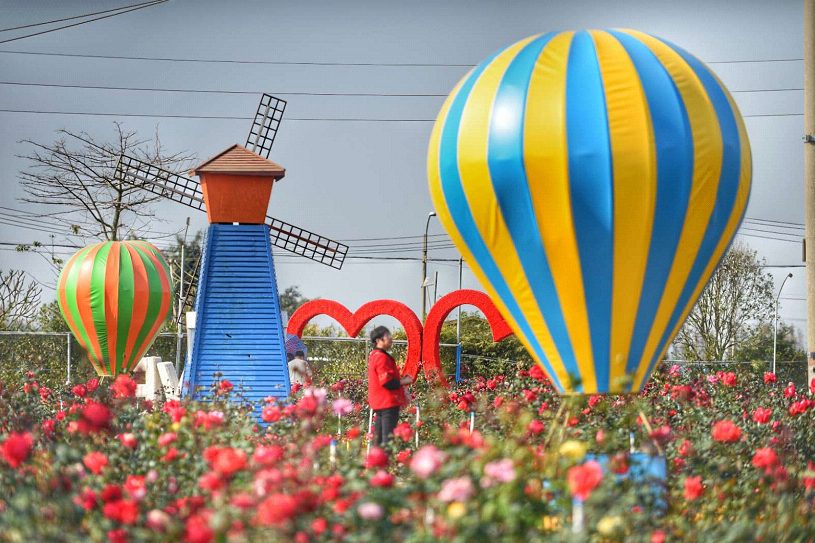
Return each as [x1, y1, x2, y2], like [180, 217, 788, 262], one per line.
[0, 0, 806, 336]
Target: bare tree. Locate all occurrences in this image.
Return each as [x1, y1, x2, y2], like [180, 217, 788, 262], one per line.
[0, 270, 41, 330]
[674, 240, 774, 361]
[18, 124, 196, 242]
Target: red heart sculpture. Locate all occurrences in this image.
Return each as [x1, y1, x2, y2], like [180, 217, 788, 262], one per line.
[422, 289, 514, 386]
[286, 299, 424, 378]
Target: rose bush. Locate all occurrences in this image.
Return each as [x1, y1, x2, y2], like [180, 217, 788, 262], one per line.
[0, 364, 814, 542]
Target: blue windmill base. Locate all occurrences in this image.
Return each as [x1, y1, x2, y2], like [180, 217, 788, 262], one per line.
[182, 224, 291, 409]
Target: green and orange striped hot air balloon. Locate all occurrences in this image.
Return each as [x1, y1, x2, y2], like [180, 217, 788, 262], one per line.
[57, 240, 174, 376]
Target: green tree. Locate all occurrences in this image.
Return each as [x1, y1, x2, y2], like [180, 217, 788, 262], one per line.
[733, 321, 806, 363]
[279, 286, 312, 317]
[674, 241, 774, 361]
[0, 270, 41, 331]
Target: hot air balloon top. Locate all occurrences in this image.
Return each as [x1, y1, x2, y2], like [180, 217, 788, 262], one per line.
[428, 29, 751, 395]
[57, 240, 174, 376]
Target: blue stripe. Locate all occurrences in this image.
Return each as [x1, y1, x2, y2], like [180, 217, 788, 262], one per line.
[437, 41, 565, 392]
[641, 40, 743, 381]
[486, 33, 584, 391]
[609, 31, 694, 387]
[564, 31, 614, 392]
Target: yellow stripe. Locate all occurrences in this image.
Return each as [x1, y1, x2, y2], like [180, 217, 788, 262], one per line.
[620, 30, 724, 387]
[428, 67, 549, 387]
[635, 75, 752, 390]
[590, 30, 657, 392]
[455, 35, 574, 390]
[521, 31, 597, 391]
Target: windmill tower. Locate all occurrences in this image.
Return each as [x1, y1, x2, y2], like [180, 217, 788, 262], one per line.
[116, 95, 348, 405]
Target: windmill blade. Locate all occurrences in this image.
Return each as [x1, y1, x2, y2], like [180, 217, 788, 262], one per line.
[116, 154, 206, 213]
[266, 216, 348, 270]
[246, 94, 286, 159]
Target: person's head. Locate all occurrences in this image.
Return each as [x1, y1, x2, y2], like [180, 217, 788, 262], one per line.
[294, 350, 305, 360]
[370, 325, 392, 350]
[287, 353, 294, 362]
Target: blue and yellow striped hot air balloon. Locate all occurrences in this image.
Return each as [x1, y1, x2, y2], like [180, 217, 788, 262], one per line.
[428, 29, 751, 394]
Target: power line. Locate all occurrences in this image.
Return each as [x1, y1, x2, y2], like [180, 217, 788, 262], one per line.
[0, 0, 163, 33]
[0, 80, 803, 97]
[0, 49, 803, 67]
[0, 108, 803, 121]
[0, 0, 170, 45]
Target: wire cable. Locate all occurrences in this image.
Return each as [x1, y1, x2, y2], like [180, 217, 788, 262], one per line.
[0, 0, 163, 33]
[0, 108, 804, 120]
[0, 0, 170, 45]
[0, 80, 803, 97]
[0, 49, 803, 66]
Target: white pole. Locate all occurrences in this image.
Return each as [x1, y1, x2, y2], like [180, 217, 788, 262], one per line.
[366, 408, 374, 455]
[415, 406, 420, 448]
[175, 218, 190, 374]
[66, 332, 72, 383]
[773, 273, 793, 375]
[469, 410, 475, 433]
[330, 439, 337, 465]
[457, 258, 463, 343]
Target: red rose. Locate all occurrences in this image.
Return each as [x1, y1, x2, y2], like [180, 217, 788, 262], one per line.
[683, 476, 704, 500]
[523, 389, 536, 402]
[752, 407, 771, 424]
[651, 530, 666, 543]
[370, 470, 394, 488]
[119, 433, 137, 449]
[678, 440, 693, 457]
[763, 372, 777, 384]
[752, 448, 780, 472]
[567, 460, 603, 501]
[784, 382, 796, 398]
[262, 404, 281, 422]
[721, 372, 736, 386]
[162, 400, 186, 423]
[198, 471, 224, 492]
[365, 447, 389, 468]
[527, 419, 545, 435]
[396, 449, 413, 464]
[297, 395, 318, 415]
[86, 378, 99, 391]
[346, 426, 361, 439]
[211, 448, 246, 475]
[609, 452, 629, 475]
[184, 513, 213, 543]
[83, 451, 108, 474]
[711, 420, 741, 443]
[252, 445, 284, 466]
[162, 448, 180, 462]
[76, 488, 98, 510]
[80, 402, 112, 434]
[103, 499, 138, 524]
[218, 380, 233, 393]
[158, 432, 177, 447]
[493, 396, 504, 408]
[111, 375, 137, 399]
[529, 364, 545, 381]
[392, 422, 413, 442]
[256, 494, 297, 526]
[1, 432, 33, 468]
[101, 485, 122, 502]
[311, 517, 328, 535]
[108, 528, 128, 543]
[124, 475, 146, 501]
[72, 384, 88, 398]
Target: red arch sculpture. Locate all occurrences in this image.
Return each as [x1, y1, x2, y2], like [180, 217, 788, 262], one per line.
[422, 289, 514, 386]
[287, 299, 424, 378]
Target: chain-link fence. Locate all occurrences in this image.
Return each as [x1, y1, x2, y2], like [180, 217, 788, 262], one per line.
[0, 331, 187, 388]
[0, 331, 810, 390]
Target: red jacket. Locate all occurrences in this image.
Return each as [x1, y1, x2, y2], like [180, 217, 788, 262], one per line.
[368, 349, 406, 410]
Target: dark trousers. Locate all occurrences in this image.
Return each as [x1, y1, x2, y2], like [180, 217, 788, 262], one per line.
[373, 406, 400, 447]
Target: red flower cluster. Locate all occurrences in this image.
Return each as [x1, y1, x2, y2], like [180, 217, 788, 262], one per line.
[1, 432, 33, 468]
[711, 420, 741, 443]
[567, 460, 603, 501]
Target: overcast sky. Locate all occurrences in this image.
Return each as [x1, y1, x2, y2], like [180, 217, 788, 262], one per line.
[0, 0, 806, 336]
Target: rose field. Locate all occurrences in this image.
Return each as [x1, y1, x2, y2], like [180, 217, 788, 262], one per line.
[1, 364, 815, 543]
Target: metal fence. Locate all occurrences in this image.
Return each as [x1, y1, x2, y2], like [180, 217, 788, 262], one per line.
[0, 331, 810, 389]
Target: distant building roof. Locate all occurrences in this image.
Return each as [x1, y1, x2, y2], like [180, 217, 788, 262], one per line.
[190, 144, 285, 179]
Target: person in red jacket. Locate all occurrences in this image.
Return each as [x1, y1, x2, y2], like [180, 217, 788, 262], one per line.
[368, 326, 412, 446]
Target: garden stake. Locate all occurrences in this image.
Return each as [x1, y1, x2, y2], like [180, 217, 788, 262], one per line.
[415, 406, 420, 448]
[543, 401, 566, 452]
[636, 407, 664, 457]
[469, 411, 475, 433]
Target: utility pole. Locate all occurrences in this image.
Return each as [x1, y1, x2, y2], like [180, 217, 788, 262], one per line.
[421, 211, 437, 321]
[805, 0, 815, 384]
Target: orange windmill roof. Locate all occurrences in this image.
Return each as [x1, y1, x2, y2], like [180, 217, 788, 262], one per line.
[190, 144, 286, 179]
